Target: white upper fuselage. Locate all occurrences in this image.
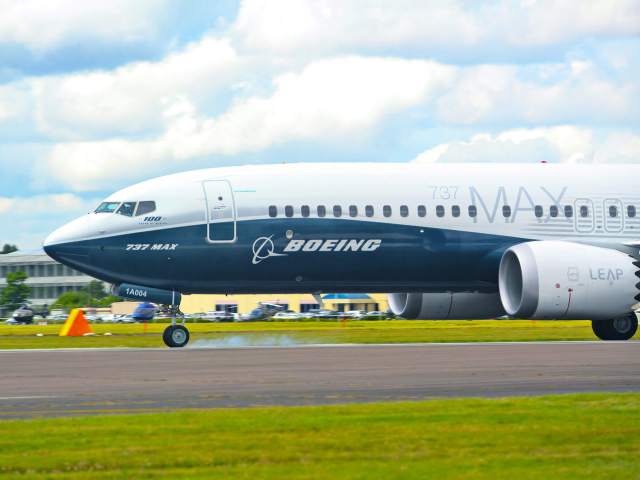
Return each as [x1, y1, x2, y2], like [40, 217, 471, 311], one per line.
[45, 163, 640, 248]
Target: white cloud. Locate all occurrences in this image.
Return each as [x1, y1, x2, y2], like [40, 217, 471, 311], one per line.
[595, 132, 640, 163]
[0, 193, 88, 215]
[412, 126, 639, 164]
[45, 56, 455, 188]
[435, 62, 638, 126]
[0, 193, 97, 249]
[233, 0, 640, 58]
[33, 37, 242, 138]
[0, 82, 30, 124]
[0, 0, 170, 52]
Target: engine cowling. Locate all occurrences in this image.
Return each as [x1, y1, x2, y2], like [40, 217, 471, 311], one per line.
[498, 241, 639, 320]
[387, 292, 505, 320]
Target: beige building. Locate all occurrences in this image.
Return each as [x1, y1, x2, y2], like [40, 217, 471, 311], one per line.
[180, 293, 389, 315]
[0, 249, 107, 315]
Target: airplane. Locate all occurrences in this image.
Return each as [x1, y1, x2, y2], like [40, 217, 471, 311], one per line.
[44, 163, 640, 347]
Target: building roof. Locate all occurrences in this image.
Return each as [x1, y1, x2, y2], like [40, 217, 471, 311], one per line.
[0, 249, 54, 264]
[322, 293, 372, 300]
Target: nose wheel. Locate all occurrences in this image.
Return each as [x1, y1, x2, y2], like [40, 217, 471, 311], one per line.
[163, 295, 189, 348]
[163, 324, 190, 348]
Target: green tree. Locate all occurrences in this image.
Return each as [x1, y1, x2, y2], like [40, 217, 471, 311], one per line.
[51, 291, 92, 310]
[0, 271, 30, 310]
[95, 295, 121, 307]
[51, 291, 121, 311]
[0, 244, 18, 254]
[83, 280, 107, 299]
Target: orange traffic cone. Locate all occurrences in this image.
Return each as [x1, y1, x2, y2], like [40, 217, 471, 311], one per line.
[59, 309, 93, 337]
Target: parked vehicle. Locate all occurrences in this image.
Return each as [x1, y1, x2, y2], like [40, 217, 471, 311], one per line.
[131, 302, 157, 322]
[203, 311, 235, 322]
[311, 310, 342, 319]
[361, 311, 389, 319]
[11, 305, 34, 324]
[240, 302, 286, 321]
[345, 310, 366, 319]
[272, 311, 303, 320]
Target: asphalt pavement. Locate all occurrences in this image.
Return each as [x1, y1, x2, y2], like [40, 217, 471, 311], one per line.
[0, 341, 638, 418]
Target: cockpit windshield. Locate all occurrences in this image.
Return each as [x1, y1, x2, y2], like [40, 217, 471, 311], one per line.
[135, 201, 156, 216]
[95, 202, 120, 213]
[116, 202, 137, 217]
[95, 200, 156, 216]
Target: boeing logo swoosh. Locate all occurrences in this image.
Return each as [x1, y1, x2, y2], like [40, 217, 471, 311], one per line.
[252, 235, 287, 264]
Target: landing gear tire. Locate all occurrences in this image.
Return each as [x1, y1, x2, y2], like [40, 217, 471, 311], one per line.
[592, 314, 638, 341]
[163, 325, 190, 348]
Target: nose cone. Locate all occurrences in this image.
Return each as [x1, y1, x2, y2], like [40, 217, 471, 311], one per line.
[43, 215, 92, 263]
[44, 215, 92, 248]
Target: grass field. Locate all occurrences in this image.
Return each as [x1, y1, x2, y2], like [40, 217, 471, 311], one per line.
[0, 393, 637, 479]
[0, 319, 630, 349]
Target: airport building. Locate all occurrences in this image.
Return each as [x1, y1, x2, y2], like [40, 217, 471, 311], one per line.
[0, 250, 103, 312]
[180, 293, 389, 315]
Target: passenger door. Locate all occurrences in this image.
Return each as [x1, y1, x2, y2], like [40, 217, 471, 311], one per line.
[203, 180, 236, 242]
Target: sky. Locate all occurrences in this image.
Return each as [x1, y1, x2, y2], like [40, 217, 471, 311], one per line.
[0, 0, 638, 249]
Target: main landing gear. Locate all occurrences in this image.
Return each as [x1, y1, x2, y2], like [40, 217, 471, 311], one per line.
[162, 292, 190, 348]
[592, 313, 638, 341]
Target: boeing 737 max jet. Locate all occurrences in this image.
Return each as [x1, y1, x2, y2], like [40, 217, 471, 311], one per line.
[44, 163, 640, 347]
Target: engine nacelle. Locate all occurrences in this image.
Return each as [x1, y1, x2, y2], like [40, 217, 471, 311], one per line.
[112, 283, 182, 305]
[387, 292, 505, 320]
[499, 241, 639, 320]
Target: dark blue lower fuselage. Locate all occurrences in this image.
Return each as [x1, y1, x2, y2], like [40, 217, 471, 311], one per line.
[45, 219, 527, 294]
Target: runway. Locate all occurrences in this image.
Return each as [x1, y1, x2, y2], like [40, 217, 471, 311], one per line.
[0, 341, 638, 418]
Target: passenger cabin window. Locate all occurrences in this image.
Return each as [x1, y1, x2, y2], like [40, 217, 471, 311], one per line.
[333, 205, 342, 217]
[301, 205, 310, 217]
[417, 205, 426, 217]
[95, 202, 120, 214]
[628, 205, 636, 218]
[436, 205, 444, 217]
[268, 206, 277, 218]
[365, 205, 374, 217]
[349, 205, 358, 217]
[468, 205, 477, 218]
[550, 205, 558, 218]
[452, 205, 460, 217]
[564, 205, 573, 218]
[136, 201, 156, 216]
[383, 205, 392, 217]
[609, 205, 618, 218]
[285, 205, 294, 218]
[116, 202, 136, 217]
[580, 206, 589, 218]
[502, 205, 511, 218]
[317, 205, 326, 217]
[400, 205, 409, 217]
[534, 205, 543, 218]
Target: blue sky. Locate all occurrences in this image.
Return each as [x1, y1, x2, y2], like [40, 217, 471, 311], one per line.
[0, 0, 638, 249]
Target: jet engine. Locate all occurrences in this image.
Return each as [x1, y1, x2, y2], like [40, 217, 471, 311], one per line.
[498, 241, 639, 320]
[387, 292, 505, 319]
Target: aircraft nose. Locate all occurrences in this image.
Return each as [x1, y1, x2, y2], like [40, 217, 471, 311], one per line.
[43, 215, 92, 262]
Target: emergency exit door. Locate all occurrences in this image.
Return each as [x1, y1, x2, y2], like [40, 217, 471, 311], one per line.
[203, 180, 236, 242]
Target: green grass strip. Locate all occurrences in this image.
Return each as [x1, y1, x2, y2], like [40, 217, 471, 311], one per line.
[1, 320, 629, 349]
[0, 393, 638, 479]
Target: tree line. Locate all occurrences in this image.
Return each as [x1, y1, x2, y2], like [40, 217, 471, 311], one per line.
[1, 272, 120, 313]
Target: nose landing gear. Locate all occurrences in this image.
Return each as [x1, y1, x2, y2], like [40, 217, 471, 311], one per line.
[163, 324, 190, 348]
[162, 291, 190, 348]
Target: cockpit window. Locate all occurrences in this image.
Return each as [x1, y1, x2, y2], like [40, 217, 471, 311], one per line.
[95, 202, 120, 213]
[135, 201, 156, 216]
[116, 202, 137, 217]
